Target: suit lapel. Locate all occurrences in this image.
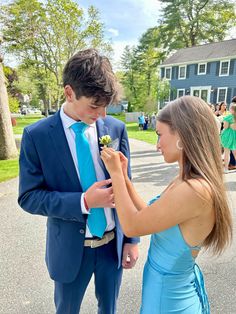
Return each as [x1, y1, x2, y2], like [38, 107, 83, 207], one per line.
[48, 112, 82, 189]
[96, 118, 110, 179]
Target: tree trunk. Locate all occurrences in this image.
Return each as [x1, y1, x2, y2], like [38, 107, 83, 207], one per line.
[0, 63, 18, 159]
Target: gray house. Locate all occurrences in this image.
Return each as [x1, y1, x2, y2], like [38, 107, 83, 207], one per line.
[159, 39, 236, 107]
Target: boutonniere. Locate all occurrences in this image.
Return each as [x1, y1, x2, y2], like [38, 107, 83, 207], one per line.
[99, 135, 112, 147]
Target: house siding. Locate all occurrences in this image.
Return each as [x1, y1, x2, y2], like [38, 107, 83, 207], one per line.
[160, 57, 236, 106]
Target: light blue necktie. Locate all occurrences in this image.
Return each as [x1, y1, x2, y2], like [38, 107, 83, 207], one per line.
[71, 122, 107, 238]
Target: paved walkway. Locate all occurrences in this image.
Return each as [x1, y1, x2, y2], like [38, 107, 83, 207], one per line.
[0, 138, 235, 313]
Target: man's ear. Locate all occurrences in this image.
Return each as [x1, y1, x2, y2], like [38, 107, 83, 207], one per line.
[64, 85, 75, 102]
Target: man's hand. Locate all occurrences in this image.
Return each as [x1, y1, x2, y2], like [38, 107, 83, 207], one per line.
[122, 243, 139, 269]
[85, 179, 114, 208]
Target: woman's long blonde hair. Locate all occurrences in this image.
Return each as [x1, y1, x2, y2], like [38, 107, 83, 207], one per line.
[157, 96, 232, 255]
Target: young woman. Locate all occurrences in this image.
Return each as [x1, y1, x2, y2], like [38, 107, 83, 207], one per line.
[101, 96, 232, 314]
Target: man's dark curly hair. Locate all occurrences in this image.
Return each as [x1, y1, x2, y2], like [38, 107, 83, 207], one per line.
[63, 49, 119, 106]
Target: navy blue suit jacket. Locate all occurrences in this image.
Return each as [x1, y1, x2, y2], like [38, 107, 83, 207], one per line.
[18, 111, 139, 283]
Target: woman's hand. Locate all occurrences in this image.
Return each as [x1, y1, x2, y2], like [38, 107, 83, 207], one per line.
[101, 147, 123, 175]
[118, 151, 129, 179]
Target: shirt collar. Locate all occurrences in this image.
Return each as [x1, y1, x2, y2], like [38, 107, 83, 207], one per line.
[60, 103, 96, 129]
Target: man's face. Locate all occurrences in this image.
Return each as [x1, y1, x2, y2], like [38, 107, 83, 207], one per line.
[64, 85, 106, 124]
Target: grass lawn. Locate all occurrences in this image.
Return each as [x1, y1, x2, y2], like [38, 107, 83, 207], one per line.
[0, 113, 157, 183]
[110, 114, 157, 145]
[13, 115, 44, 134]
[0, 158, 19, 183]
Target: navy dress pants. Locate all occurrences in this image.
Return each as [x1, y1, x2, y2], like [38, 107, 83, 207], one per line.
[54, 238, 123, 314]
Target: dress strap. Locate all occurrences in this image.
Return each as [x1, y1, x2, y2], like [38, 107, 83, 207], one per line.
[194, 264, 210, 314]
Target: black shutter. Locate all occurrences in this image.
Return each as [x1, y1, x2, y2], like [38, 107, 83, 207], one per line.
[176, 66, 179, 79]
[212, 90, 217, 104]
[195, 64, 198, 75]
[215, 61, 220, 76]
[233, 88, 236, 99]
[186, 65, 190, 78]
[161, 68, 164, 78]
[171, 67, 174, 79]
[229, 60, 234, 75]
[207, 63, 210, 74]
[227, 88, 232, 105]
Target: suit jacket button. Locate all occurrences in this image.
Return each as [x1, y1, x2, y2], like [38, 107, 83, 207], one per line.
[80, 229, 85, 234]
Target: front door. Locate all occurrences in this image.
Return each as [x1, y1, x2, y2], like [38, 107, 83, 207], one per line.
[191, 86, 211, 103]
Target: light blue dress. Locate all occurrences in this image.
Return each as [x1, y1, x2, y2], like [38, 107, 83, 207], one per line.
[140, 195, 210, 314]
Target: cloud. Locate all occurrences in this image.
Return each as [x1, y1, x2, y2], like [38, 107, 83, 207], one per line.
[110, 40, 137, 71]
[107, 28, 119, 37]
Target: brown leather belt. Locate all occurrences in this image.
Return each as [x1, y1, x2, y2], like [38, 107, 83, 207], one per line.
[84, 231, 115, 248]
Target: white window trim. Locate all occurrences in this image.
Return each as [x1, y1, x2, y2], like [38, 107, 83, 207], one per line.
[198, 63, 207, 75]
[178, 65, 186, 79]
[177, 89, 185, 98]
[217, 87, 227, 102]
[165, 67, 172, 80]
[190, 86, 211, 103]
[219, 60, 230, 77]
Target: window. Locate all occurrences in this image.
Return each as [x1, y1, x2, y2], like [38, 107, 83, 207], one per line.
[191, 86, 211, 103]
[165, 67, 171, 80]
[177, 89, 185, 98]
[179, 65, 186, 79]
[217, 87, 227, 102]
[198, 63, 207, 75]
[219, 60, 230, 76]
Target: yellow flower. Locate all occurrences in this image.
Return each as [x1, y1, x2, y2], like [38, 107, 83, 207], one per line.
[99, 135, 112, 146]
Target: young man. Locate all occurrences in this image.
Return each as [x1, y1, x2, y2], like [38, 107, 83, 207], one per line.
[18, 49, 139, 314]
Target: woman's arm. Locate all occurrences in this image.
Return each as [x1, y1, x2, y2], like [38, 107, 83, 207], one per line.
[119, 152, 147, 211]
[101, 149, 211, 237]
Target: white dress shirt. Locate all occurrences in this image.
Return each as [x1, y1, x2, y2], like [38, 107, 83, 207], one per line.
[60, 105, 115, 238]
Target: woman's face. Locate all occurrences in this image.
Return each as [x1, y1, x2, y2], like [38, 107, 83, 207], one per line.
[156, 121, 182, 163]
[220, 103, 227, 111]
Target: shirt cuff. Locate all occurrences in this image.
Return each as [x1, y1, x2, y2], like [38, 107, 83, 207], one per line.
[81, 193, 90, 214]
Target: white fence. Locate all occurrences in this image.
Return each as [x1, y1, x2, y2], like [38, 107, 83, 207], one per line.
[125, 112, 142, 123]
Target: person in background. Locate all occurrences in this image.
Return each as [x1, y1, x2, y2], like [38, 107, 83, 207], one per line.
[138, 112, 145, 130]
[18, 49, 139, 314]
[221, 102, 236, 173]
[209, 104, 221, 134]
[228, 96, 236, 170]
[143, 115, 149, 130]
[151, 112, 157, 129]
[101, 96, 232, 314]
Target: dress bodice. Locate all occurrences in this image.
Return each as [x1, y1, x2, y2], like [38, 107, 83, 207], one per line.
[148, 225, 198, 274]
[143, 195, 210, 313]
[147, 194, 199, 274]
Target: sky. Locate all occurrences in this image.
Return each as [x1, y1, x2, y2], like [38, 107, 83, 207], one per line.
[78, 0, 162, 69]
[1, 0, 162, 68]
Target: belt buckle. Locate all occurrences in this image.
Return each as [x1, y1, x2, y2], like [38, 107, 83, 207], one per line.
[91, 239, 99, 248]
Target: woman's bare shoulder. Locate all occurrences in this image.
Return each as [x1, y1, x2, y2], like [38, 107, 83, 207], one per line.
[185, 178, 213, 202]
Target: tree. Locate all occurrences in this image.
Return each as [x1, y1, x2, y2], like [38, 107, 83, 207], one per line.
[0, 37, 18, 160]
[1, 0, 112, 112]
[158, 0, 236, 51]
[120, 28, 167, 111]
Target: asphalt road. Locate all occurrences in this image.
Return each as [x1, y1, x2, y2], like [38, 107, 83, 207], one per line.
[0, 138, 235, 314]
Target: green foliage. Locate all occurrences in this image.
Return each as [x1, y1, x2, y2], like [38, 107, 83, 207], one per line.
[1, 0, 112, 110]
[8, 96, 20, 113]
[158, 0, 236, 50]
[3, 65, 19, 97]
[120, 27, 168, 111]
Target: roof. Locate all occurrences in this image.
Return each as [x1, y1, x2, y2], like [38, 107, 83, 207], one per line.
[161, 39, 236, 66]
